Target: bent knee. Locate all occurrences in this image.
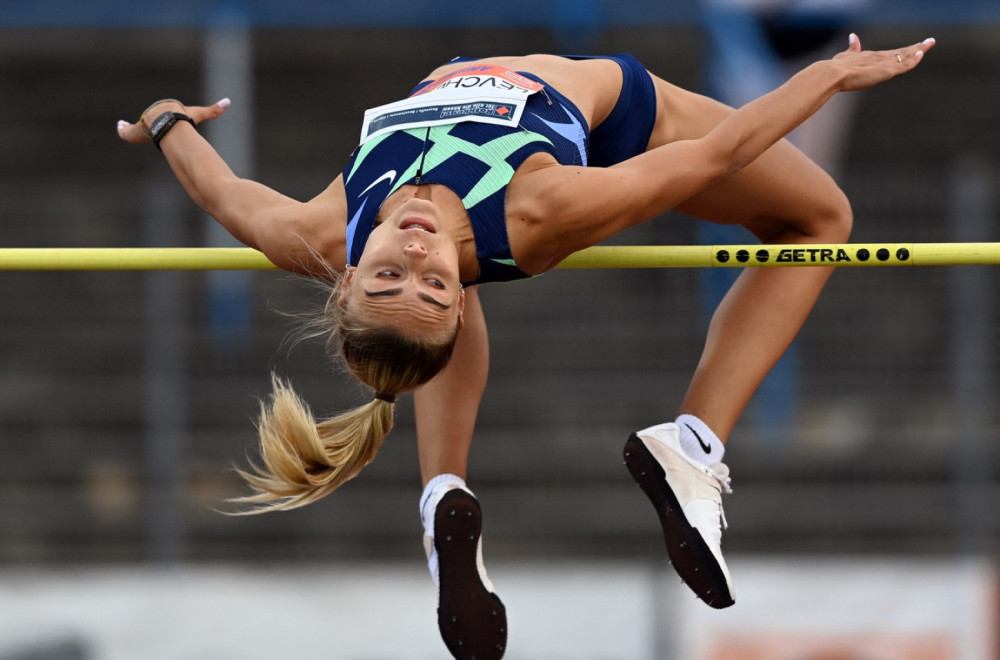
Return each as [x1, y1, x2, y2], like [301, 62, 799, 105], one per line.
[756, 185, 853, 245]
[815, 187, 853, 243]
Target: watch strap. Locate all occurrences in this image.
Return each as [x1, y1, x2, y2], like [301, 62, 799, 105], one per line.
[150, 111, 195, 150]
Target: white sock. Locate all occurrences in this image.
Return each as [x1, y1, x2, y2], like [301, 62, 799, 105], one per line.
[419, 473, 472, 584]
[676, 414, 725, 466]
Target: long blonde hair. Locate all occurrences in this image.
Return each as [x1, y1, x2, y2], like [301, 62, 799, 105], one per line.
[229, 275, 459, 513]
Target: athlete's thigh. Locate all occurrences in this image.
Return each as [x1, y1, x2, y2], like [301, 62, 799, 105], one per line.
[649, 75, 848, 240]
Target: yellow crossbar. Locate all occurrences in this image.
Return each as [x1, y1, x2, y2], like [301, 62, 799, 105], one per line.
[1, 243, 999, 271]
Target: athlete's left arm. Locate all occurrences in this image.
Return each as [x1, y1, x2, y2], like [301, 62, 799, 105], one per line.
[509, 137, 729, 273]
[510, 35, 933, 272]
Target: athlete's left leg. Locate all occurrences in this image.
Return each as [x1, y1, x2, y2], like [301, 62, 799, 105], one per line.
[414, 286, 487, 484]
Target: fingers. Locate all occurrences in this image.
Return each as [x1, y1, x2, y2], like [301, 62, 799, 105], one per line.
[116, 118, 151, 144]
[893, 37, 935, 73]
[833, 34, 936, 92]
[115, 97, 232, 144]
[911, 36, 936, 59]
[897, 37, 934, 60]
[844, 33, 935, 63]
[187, 98, 232, 124]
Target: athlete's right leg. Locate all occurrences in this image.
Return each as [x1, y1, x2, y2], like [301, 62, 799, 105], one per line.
[651, 79, 853, 443]
[413, 287, 506, 660]
[624, 71, 851, 610]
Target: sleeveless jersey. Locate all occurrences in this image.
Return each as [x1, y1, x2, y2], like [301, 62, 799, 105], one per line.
[342, 70, 590, 285]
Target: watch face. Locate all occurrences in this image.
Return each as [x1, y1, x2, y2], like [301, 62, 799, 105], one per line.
[152, 113, 174, 134]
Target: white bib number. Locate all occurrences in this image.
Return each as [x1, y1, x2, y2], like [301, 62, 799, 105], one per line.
[360, 65, 544, 143]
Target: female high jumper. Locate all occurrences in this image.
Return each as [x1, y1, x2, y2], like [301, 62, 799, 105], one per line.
[119, 34, 933, 660]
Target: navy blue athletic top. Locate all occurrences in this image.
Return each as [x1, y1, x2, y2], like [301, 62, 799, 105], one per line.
[343, 72, 589, 285]
[342, 54, 656, 286]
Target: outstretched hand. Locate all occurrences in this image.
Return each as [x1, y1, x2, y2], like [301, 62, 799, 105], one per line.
[116, 98, 232, 144]
[833, 34, 936, 92]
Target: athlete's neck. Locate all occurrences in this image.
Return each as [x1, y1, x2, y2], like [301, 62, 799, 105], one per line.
[377, 184, 478, 282]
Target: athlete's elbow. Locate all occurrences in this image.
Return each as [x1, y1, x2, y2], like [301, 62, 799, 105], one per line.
[719, 144, 756, 181]
[701, 133, 755, 182]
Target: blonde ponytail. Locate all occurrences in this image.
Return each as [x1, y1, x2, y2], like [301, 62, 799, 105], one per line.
[228, 274, 460, 513]
[229, 375, 395, 513]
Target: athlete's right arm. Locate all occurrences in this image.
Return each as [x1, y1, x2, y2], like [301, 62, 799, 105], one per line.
[117, 99, 347, 277]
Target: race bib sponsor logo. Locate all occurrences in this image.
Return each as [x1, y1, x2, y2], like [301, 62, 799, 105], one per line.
[360, 65, 544, 143]
[413, 64, 544, 96]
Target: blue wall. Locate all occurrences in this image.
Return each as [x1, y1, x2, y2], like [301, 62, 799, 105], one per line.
[0, 0, 997, 28]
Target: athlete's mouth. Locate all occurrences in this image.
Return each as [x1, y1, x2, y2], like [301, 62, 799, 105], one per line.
[400, 218, 436, 233]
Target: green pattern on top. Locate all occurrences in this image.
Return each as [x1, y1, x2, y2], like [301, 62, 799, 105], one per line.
[346, 122, 552, 209]
[344, 131, 392, 185]
[411, 125, 552, 208]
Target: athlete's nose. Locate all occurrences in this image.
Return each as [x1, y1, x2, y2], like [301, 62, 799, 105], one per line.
[403, 242, 428, 258]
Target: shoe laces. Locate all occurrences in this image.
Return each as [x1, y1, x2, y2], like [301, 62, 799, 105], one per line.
[708, 462, 732, 530]
[710, 462, 733, 495]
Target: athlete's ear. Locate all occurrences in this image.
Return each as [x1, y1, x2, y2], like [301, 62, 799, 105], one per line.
[456, 286, 466, 329]
[337, 267, 355, 307]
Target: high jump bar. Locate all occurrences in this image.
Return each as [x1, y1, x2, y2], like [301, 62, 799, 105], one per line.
[1, 243, 1000, 270]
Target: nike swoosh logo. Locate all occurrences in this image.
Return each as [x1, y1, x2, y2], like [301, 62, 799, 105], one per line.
[529, 108, 587, 167]
[358, 169, 397, 197]
[686, 423, 712, 454]
[345, 196, 368, 263]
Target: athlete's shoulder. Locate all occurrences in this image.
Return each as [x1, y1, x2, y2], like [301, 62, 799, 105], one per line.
[293, 174, 347, 275]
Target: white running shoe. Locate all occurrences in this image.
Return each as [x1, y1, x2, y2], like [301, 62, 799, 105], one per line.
[623, 422, 735, 608]
[425, 489, 507, 659]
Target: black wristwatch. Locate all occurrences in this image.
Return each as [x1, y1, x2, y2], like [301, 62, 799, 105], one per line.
[150, 111, 195, 150]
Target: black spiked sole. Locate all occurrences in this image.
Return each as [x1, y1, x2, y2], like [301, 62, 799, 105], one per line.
[435, 489, 507, 659]
[623, 433, 735, 609]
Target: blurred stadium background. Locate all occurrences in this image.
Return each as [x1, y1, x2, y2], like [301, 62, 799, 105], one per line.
[0, 0, 998, 658]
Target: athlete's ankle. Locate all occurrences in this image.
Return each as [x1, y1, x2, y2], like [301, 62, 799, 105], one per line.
[675, 414, 725, 466]
[420, 473, 471, 532]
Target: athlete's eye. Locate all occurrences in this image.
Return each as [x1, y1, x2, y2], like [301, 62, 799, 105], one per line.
[376, 270, 399, 279]
[428, 278, 446, 289]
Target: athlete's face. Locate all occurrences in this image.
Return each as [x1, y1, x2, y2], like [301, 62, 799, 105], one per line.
[342, 197, 465, 339]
